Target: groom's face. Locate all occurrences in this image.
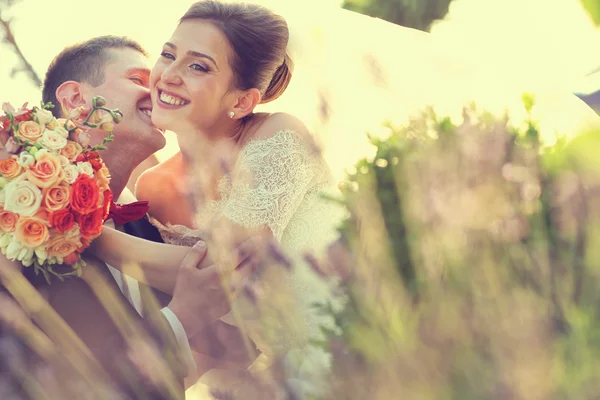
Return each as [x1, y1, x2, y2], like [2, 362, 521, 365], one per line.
[81, 48, 166, 153]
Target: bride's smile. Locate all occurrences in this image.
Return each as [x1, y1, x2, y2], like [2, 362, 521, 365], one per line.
[157, 89, 191, 107]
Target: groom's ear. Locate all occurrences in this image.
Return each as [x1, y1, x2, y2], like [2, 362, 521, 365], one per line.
[231, 88, 260, 119]
[55, 81, 89, 117]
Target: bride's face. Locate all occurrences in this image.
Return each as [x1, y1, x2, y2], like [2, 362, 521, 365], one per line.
[150, 20, 237, 135]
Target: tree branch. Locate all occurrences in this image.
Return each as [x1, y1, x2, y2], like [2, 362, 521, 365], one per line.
[0, 10, 42, 88]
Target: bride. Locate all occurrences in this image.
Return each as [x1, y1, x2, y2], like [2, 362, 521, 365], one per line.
[92, 0, 345, 397]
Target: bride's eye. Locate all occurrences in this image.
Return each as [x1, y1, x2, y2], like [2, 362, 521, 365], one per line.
[160, 51, 175, 60]
[190, 63, 208, 72]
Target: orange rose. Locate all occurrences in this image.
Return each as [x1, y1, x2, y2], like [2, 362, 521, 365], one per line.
[26, 151, 63, 188]
[17, 121, 43, 143]
[15, 217, 49, 248]
[60, 140, 83, 162]
[70, 174, 100, 215]
[95, 165, 111, 191]
[0, 157, 23, 179]
[46, 231, 81, 258]
[0, 209, 18, 232]
[102, 189, 113, 219]
[77, 208, 104, 239]
[42, 181, 70, 212]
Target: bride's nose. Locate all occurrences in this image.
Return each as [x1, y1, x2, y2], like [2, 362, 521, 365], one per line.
[161, 63, 183, 86]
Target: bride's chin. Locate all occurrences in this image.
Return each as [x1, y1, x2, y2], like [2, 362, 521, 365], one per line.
[150, 115, 169, 131]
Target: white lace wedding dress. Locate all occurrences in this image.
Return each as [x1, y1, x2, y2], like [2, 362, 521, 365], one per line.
[150, 130, 346, 399]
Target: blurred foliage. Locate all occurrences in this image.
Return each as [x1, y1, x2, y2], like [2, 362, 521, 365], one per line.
[341, 0, 454, 31]
[321, 95, 600, 398]
[0, 0, 42, 87]
[581, 0, 600, 26]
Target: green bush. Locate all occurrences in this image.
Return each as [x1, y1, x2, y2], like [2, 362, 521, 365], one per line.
[323, 95, 600, 399]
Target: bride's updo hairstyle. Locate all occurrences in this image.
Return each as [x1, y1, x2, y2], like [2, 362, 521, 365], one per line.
[181, 1, 293, 104]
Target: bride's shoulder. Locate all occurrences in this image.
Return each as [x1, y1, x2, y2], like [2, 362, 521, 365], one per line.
[242, 112, 314, 147]
[135, 153, 182, 203]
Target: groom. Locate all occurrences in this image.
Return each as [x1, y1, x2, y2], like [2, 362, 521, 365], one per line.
[7, 35, 254, 398]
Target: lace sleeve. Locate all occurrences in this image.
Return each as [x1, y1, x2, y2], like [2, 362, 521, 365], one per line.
[219, 130, 318, 240]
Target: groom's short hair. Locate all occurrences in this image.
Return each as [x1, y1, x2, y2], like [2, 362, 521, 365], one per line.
[42, 36, 147, 116]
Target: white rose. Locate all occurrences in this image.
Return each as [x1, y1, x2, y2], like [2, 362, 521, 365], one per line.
[4, 177, 42, 216]
[0, 190, 5, 207]
[35, 109, 54, 126]
[52, 124, 69, 139]
[40, 129, 68, 151]
[77, 161, 94, 178]
[34, 149, 48, 160]
[0, 177, 8, 189]
[63, 165, 80, 184]
[18, 152, 35, 168]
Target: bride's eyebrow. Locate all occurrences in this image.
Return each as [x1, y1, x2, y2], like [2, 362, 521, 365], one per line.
[164, 42, 219, 70]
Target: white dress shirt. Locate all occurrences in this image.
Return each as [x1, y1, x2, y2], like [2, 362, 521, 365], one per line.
[105, 188, 196, 375]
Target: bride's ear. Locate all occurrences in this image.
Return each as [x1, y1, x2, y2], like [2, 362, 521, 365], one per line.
[230, 88, 261, 119]
[55, 81, 89, 116]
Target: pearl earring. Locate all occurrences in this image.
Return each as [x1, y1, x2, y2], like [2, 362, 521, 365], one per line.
[228, 111, 235, 119]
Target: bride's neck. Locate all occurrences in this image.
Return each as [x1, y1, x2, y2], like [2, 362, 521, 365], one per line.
[177, 120, 249, 170]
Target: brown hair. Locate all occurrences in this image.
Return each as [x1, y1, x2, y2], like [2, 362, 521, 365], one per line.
[42, 36, 147, 116]
[180, 1, 293, 104]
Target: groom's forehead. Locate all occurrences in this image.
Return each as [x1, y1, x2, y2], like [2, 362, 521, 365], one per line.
[103, 47, 150, 76]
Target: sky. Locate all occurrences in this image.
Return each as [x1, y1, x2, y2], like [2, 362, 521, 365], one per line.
[1, 0, 599, 170]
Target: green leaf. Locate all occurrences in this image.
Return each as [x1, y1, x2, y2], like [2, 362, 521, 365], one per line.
[581, 0, 600, 26]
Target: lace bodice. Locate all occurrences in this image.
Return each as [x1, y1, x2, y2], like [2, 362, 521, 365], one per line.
[150, 130, 345, 396]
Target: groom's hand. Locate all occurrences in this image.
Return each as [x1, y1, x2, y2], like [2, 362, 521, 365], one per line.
[167, 240, 256, 339]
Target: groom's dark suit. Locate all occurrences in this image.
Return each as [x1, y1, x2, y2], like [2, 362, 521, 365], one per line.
[9, 217, 184, 399]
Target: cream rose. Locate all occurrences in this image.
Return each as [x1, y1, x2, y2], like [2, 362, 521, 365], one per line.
[60, 141, 83, 162]
[26, 151, 63, 188]
[4, 178, 42, 216]
[62, 165, 79, 184]
[77, 161, 94, 178]
[39, 129, 68, 151]
[15, 216, 49, 248]
[46, 231, 81, 258]
[18, 121, 44, 143]
[52, 124, 69, 139]
[56, 118, 76, 132]
[34, 109, 54, 126]
[58, 155, 70, 169]
[95, 165, 111, 191]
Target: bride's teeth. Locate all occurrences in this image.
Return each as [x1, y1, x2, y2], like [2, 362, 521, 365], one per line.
[160, 92, 189, 106]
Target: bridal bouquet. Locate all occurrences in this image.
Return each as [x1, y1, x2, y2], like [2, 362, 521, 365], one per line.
[0, 98, 121, 281]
